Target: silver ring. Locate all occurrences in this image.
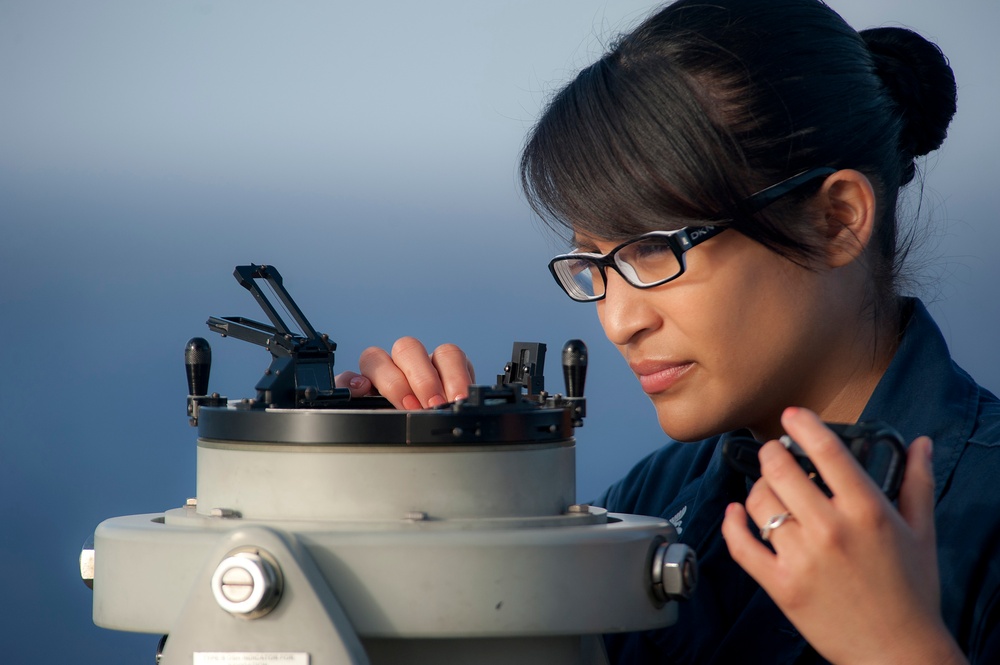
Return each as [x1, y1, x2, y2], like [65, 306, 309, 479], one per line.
[760, 511, 794, 542]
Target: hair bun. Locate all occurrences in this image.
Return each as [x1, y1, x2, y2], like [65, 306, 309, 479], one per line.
[861, 27, 957, 159]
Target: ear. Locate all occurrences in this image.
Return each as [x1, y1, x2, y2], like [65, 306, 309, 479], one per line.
[814, 169, 877, 269]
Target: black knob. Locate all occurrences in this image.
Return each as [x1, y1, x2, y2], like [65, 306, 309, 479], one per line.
[561, 339, 587, 398]
[185, 337, 212, 397]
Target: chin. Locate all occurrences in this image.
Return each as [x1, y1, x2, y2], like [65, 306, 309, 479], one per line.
[655, 408, 715, 443]
[652, 395, 737, 443]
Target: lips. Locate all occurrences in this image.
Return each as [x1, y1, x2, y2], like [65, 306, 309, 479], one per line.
[631, 360, 694, 394]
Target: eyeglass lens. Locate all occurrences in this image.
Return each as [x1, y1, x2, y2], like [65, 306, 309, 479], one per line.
[555, 235, 682, 299]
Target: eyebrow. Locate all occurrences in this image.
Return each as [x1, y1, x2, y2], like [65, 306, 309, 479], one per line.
[571, 233, 600, 251]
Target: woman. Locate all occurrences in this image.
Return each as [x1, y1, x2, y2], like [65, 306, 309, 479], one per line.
[337, 0, 998, 662]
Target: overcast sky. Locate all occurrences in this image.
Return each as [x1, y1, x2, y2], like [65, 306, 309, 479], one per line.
[1, 1, 998, 661]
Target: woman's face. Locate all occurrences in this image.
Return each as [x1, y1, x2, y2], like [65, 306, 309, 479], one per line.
[591, 227, 867, 442]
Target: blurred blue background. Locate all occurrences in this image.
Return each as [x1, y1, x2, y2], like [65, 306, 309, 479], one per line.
[1, 0, 998, 660]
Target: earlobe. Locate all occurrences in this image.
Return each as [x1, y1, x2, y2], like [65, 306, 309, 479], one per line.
[817, 169, 877, 268]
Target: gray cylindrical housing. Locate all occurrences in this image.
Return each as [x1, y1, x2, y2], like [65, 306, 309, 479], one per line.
[197, 439, 575, 521]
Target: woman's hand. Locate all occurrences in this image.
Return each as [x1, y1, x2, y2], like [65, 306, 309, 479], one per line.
[721, 407, 967, 665]
[335, 336, 475, 410]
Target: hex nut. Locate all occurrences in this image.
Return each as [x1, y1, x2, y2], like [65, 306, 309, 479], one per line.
[652, 542, 698, 602]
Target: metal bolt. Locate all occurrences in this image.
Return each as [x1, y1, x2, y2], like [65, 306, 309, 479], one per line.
[567, 503, 591, 514]
[210, 507, 239, 518]
[211, 550, 282, 619]
[403, 511, 428, 521]
[651, 541, 698, 602]
[185, 497, 197, 507]
[80, 534, 95, 589]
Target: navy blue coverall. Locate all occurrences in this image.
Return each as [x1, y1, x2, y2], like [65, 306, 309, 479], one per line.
[598, 299, 1000, 664]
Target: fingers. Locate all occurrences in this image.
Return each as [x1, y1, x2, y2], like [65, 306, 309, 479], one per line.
[726, 411, 952, 665]
[898, 436, 936, 545]
[359, 345, 420, 409]
[779, 407, 881, 505]
[429, 343, 475, 402]
[390, 337, 449, 408]
[358, 337, 476, 410]
[745, 408, 929, 554]
[334, 371, 373, 398]
[743, 472, 797, 542]
[721, 502, 781, 586]
[754, 437, 832, 520]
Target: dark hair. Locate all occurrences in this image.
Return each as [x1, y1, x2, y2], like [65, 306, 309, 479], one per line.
[520, 0, 957, 300]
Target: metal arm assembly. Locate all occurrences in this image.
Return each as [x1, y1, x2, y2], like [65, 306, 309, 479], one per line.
[193, 264, 350, 413]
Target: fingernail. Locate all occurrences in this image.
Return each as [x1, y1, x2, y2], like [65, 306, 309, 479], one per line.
[428, 394, 446, 408]
[402, 394, 421, 410]
[349, 376, 368, 389]
[452, 392, 467, 402]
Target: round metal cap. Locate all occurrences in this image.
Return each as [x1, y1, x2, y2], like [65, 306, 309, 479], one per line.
[210, 549, 282, 618]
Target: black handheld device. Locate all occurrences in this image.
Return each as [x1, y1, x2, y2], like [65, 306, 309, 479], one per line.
[722, 421, 907, 501]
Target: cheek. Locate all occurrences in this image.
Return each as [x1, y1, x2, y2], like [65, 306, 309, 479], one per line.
[654, 253, 824, 437]
[705, 260, 820, 374]
[678, 271, 777, 362]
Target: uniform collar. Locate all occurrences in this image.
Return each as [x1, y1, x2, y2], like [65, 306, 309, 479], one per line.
[859, 298, 977, 501]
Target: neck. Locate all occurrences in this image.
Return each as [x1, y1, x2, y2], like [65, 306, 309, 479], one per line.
[748, 297, 903, 442]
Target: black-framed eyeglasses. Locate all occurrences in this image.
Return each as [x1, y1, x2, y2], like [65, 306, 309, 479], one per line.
[548, 167, 836, 302]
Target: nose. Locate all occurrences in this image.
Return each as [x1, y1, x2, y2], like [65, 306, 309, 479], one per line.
[597, 269, 660, 346]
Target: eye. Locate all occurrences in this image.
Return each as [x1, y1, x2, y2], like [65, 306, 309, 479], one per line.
[565, 257, 600, 281]
[627, 238, 674, 259]
[616, 237, 680, 285]
[619, 237, 675, 265]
